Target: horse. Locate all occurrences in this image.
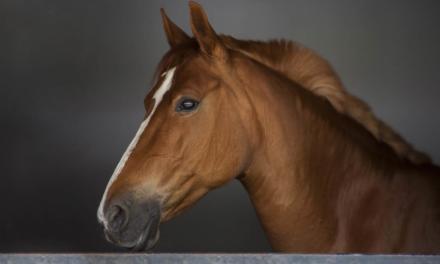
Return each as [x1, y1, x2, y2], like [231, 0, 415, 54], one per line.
[97, 1, 440, 253]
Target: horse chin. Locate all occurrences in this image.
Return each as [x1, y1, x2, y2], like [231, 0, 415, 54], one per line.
[104, 213, 161, 252]
[128, 215, 161, 251]
[131, 225, 160, 252]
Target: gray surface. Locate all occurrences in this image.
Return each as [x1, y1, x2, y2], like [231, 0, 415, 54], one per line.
[1, 254, 440, 264]
[1, 0, 440, 252]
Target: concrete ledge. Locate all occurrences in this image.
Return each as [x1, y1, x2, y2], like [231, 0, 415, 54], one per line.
[1, 254, 440, 264]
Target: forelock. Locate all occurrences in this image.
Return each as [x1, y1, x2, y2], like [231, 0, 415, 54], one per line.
[153, 40, 200, 84]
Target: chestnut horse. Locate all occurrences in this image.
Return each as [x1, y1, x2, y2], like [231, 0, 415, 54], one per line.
[98, 2, 440, 253]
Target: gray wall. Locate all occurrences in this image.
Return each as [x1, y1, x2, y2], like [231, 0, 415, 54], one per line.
[1, 0, 439, 252]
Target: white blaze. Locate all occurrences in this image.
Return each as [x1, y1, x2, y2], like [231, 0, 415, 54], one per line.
[97, 67, 177, 227]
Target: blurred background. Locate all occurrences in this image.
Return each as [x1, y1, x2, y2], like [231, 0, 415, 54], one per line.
[1, 0, 440, 252]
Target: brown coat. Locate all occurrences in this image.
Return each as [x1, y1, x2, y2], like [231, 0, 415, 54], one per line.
[98, 1, 440, 253]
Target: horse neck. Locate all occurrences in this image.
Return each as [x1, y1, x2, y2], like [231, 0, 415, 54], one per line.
[234, 56, 404, 252]
[222, 36, 431, 165]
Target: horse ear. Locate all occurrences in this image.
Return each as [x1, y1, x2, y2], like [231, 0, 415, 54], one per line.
[160, 8, 191, 47]
[189, 1, 227, 59]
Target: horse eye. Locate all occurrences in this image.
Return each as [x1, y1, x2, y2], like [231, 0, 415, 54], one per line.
[176, 98, 199, 112]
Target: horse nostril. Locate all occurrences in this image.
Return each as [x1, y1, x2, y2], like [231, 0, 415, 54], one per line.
[107, 205, 128, 232]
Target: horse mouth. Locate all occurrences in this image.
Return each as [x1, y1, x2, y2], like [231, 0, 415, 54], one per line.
[130, 218, 160, 251]
[104, 214, 160, 251]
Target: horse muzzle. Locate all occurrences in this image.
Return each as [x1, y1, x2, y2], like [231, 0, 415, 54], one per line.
[99, 194, 161, 251]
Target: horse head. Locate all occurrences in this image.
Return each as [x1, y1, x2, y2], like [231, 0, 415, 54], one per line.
[97, 1, 256, 250]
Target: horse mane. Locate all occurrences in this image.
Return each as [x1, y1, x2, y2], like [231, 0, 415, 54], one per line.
[221, 36, 431, 165]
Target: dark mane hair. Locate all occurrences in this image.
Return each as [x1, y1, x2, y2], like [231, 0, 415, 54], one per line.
[221, 36, 430, 165]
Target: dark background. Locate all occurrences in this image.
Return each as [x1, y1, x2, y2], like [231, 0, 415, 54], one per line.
[1, 0, 440, 252]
